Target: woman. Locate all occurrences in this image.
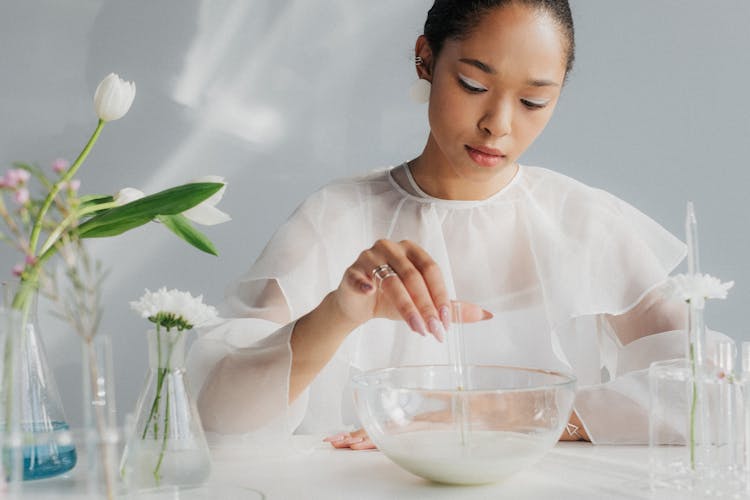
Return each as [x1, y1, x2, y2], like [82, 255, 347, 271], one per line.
[187, 0, 688, 447]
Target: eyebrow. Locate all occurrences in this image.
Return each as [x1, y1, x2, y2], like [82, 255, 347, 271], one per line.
[459, 58, 495, 74]
[459, 58, 560, 88]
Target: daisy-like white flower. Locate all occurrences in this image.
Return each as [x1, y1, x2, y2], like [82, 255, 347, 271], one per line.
[663, 273, 734, 309]
[130, 287, 218, 330]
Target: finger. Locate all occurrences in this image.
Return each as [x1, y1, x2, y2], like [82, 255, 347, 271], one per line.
[343, 265, 376, 295]
[350, 438, 377, 450]
[369, 242, 443, 341]
[331, 436, 365, 448]
[360, 248, 430, 338]
[350, 428, 369, 438]
[452, 301, 493, 323]
[323, 432, 350, 443]
[402, 241, 452, 331]
[381, 275, 433, 339]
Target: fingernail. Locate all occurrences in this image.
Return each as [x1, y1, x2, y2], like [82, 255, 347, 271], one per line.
[407, 313, 427, 336]
[440, 305, 451, 330]
[482, 309, 494, 320]
[323, 433, 347, 442]
[428, 317, 446, 343]
[344, 437, 364, 445]
[360, 282, 373, 293]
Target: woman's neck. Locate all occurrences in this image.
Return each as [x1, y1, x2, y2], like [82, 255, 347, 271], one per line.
[408, 137, 519, 201]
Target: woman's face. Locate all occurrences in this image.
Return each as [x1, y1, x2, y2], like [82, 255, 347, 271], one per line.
[420, 4, 568, 191]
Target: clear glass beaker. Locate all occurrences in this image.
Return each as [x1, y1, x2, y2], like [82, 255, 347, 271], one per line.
[1, 282, 77, 481]
[120, 327, 210, 491]
[649, 357, 744, 497]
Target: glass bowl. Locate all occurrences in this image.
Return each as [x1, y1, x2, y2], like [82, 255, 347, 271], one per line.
[351, 364, 576, 485]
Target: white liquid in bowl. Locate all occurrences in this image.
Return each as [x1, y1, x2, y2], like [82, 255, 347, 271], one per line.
[378, 430, 554, 485]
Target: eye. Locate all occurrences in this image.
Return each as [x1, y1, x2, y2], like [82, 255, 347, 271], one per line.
[521, 98, 550, 110]
[457, 73, 487, 93]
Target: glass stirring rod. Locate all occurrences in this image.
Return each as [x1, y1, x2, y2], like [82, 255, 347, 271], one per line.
[448, 302, 471, 447]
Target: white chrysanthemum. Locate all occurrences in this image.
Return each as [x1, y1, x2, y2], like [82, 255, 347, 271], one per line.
[663, 273, 734, 309]
[130, 287, 218, 329]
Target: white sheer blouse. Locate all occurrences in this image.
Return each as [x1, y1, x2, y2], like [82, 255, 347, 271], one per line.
[186, 164, 693, 444]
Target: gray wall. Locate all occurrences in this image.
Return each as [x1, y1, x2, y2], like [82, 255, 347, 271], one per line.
[1, 1, 748, 427]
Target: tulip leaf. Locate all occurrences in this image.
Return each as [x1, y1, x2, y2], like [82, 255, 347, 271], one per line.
[79, 194, 113, 205]
[78, 194, 114, 213]
[79, 215, 154, 238]
[78, 183, 222, 238]
[157, 214, 218, 256]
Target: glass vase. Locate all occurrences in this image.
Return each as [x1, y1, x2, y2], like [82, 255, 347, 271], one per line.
[1, 303, 23, 495]
[649, 358, 745, 497]
[1, 281, 76, 481]
[120, 327, 210, 491]
[81, 334, 120, 499]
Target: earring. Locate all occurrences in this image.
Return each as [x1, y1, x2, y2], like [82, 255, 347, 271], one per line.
[410, 79, 431, 103]
[410, 55, 431, 103]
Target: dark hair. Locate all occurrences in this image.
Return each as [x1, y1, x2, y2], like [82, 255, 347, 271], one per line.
[424, 0, 575, 75]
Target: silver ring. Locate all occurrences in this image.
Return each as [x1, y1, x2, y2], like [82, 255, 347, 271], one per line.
[415, 56, 424, 66]
[371, 264, 398, 286]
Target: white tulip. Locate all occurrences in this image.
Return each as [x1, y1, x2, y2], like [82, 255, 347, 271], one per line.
[181, 175, 231, 226]
[94, 73, 136, 122]
[114, 187, 145, 206]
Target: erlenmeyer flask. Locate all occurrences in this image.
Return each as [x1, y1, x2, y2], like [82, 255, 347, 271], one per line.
[120, 326, 210, 490]
[1, 282, 77, 481]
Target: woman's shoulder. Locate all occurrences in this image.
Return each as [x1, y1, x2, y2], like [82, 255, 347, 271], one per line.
[521, 165, 631, 217]
[298, 166, 399, 208]
[284, 166, 400, 230]
[321, 167, 394, 191]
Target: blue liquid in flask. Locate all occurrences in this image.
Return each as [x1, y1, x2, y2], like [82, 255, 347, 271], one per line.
[21, 421, 77, 480]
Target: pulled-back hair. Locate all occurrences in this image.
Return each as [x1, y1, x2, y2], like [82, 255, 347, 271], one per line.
[423, 0, 575, 74]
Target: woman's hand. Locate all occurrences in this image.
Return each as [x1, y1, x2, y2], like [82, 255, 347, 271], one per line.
[324, 428, 376, 450]
[325, 409, 590, 451]
[332, 239, 491, 341]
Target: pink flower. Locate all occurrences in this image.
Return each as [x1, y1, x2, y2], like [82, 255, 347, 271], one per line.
[24, 254, 37, 266]
[11, 264, 24, 277]
[60, 179, 81, 192]
[52, 158, 70, 174]
[1, 169, 30, 188]
[13, 187, 29, 205]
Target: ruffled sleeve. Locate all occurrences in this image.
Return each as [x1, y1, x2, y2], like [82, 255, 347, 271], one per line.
[520, 171, 686, 328]
[186, 188, 347, 435]
[519, 169, 691, 443]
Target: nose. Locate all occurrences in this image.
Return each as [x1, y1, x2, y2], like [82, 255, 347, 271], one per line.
[478, 99, 512, 138]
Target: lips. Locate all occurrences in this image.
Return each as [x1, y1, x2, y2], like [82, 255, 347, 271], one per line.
[465, 145, 506, 167]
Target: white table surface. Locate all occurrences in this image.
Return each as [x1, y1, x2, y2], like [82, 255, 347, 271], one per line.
[19, 435, 667, 500]
[210, 437, 656, 500]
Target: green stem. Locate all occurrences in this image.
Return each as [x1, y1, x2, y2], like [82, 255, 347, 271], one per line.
[10, 281, 34, 312]
[39, 200, 117, 255]
[153, 370, 171, 486]
[152, 332, 178, 486]
[141, 325, 165, 440]
[28, 119, 104, 257]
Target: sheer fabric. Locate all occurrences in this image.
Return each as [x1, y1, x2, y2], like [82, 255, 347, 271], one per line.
[187, 164, 692, 444]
